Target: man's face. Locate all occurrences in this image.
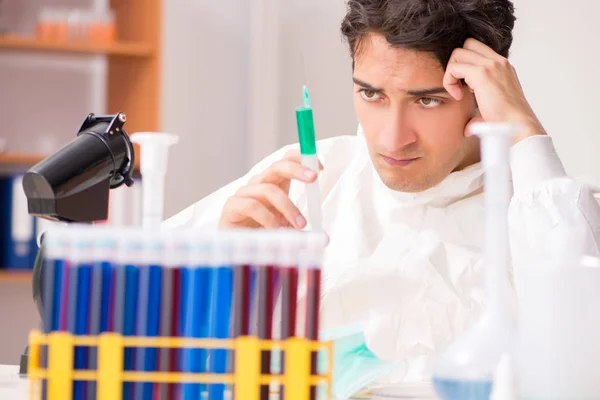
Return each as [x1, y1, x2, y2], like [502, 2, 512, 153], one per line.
[353, 33, 479, 192]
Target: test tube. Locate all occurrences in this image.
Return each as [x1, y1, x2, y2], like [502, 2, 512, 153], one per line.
[229, 232, 254, 400]
[53, 227, 73, 340]
[208, 233, 235, 400]
[256, 232, 279, 400]
[232, 232, 254, 339]
[40, 228, 68, 400]
[103, 9, 116, 43]
[66, 227, 94, 400]
[41, 228, 68, 334]
[182, 232, 213, 400]
[135, 230, 164, 400]
[304, 233, 325, 400]
[279, 230, 300, 400]
[88, 229, 117, 400]
[55, 9, 68, 41]
[158, 232, 184, 400]
[117, 230, 143, 400]
[90, 8, 116, 44]
[36, 8, 53, 41]
[175, 233, 194, 399]
[111, 228, 128, 336]
[66, 10, 81, 41]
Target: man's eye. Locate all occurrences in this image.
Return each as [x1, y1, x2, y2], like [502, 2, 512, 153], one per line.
[418, 97, 443, 108]
[359, 89, 381, 101]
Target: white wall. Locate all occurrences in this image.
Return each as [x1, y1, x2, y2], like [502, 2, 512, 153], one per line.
[508, 1, 600, 186]
[161, 0, 251, 218]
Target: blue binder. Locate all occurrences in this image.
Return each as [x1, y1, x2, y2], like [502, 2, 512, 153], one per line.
[0, 175, 37, 269]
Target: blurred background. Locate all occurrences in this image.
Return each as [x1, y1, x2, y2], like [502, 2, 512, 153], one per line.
[0, 0, 597, 364]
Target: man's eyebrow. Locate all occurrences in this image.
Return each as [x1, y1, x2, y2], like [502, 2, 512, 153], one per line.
[406, 87, 449, 96]
[352, 77, 383, 92]
[353, 78, 449, 97]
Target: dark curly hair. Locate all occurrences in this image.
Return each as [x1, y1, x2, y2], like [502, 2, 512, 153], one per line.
[341, 0, 516, 68]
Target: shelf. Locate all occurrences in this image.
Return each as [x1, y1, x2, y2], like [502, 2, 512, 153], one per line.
[0, 151, 141, 174]
[0, 270, 32, 284]
[0, 35, 154, 57]
[0, 151, 46, 167]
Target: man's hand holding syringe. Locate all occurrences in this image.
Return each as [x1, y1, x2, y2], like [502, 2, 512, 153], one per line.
[219, 86, 324, 233]
[218, 149, 323, 229]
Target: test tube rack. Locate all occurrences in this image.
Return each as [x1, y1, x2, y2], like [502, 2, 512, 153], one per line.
[26, 331, 333, 400]
[28, 225, 331, 400]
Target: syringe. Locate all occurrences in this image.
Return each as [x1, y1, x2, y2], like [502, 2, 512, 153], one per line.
[295, 86, 323, 232]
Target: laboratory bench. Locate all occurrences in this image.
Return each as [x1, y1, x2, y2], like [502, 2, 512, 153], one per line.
[0, 364, 439, 400]
[0, 365, 28, 399]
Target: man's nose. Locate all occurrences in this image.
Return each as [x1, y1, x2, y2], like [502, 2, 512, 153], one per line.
[379, 108, 417, 151]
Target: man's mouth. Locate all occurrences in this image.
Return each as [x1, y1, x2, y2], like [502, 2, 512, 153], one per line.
[381, 154, 420, 167]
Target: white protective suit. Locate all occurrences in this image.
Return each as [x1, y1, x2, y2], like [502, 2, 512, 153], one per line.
[163, 128, 600, 384]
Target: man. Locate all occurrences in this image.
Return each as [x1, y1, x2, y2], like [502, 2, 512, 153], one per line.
[165, 0, 600, 393]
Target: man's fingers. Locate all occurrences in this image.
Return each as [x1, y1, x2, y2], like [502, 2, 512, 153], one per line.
[445, 48, 491, 100]
[283, 149, 324, 170]
[236, 184, 307, 229]
[463, 38, 504, 61]
[251, 159, 318, 185]
[445, 39, 512, 101]
[283, 150, 302, 162]
[226, 196, 281, 229]
[449, 47, 494, 67]
[443, 63, 483, 101]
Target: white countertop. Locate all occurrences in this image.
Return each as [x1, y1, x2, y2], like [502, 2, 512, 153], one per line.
[0, 365, 28, 400]
[0, 364, 437, 399]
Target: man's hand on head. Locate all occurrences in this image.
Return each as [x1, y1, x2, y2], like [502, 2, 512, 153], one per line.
[443, 38, 546, 144]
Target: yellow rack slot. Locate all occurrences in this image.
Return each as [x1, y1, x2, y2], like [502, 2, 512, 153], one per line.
[27, 330, 334, 400]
